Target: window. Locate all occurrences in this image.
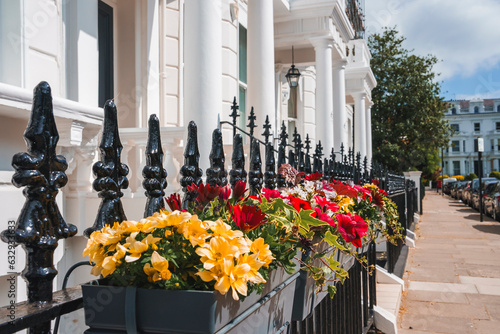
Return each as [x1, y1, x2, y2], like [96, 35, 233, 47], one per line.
[238, 25, 247, 135]
[497, 105, 500, 112]
[463, 140, 466, 152]
[451, 140, 460, 152]
[492, 139, 495, 151]
[98, 1, 114, 108]
[451, 124, 459, 132]
[497, 139, 500, 151]
[474, 106, 479, 113]
[474, 123, 480, 132]
[496, 122, 500, 131]
[451, 107, 457, 114]
[453, 161, 460, 176]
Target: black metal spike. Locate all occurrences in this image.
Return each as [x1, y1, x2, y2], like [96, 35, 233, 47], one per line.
[229, 97, 239, 138]
[262, 115, 272, 144]
[348, 147, 353, 164]
[85, 100, 129, 238]
[264, 142, 276, 189]
[277, 122, 287, 188]
[331, 148, 336, 162]
[340, 143, 345, 159]
[142, 114, 167, 217]
[247, 107, 257, 137]
[295, 133, 302, 170]
[180, 121, 203, 207]
[206, 128, 228, 187]
[329, 158, 335, 179]
[305, 134, 311, 155]
[229, 133, 247, 190]
[0, 82, 77, 318]
[248, 138, 263, 196]
[313, 140, 323, 173]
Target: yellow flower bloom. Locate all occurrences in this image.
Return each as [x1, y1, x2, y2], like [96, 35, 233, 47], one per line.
[196, 236, 238, 270]
[337, 197, 354, 212]
[176, 216, 210, 247]
[124, 232, 161, 262]
[115, 220, 140, 235]
[249, 238, 274, 267]
[208, 219, 244, 240]
[143, 251, 172, 282]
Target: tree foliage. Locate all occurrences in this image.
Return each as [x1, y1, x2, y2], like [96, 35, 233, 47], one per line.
[368, 28, 452, 177]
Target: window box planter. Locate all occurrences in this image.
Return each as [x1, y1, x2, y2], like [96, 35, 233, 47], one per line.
[82, 268, 299, 334]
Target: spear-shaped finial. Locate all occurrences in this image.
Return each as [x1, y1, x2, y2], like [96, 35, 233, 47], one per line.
[229, 96, 239, 138]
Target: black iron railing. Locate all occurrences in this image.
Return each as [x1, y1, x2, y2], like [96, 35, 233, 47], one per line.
[0, 83, 418, 333]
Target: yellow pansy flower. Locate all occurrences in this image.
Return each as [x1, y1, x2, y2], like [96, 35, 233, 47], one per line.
[143, 251, 172, 282]
[250, 238, 274, 267]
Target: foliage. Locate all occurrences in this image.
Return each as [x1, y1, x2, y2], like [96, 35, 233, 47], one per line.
[438, 174, 449, 180]
[83, 168, 404, 300]
[450, 175, 464, 181]
[465, 173, 477, 181]
[368, 28, 452, 175]
[489, 171, 500, 180]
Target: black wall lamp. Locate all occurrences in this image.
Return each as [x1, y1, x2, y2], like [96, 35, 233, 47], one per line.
[286, 46, 301, 87]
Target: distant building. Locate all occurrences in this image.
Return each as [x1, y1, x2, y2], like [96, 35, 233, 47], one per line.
[443, 98, 500, 176]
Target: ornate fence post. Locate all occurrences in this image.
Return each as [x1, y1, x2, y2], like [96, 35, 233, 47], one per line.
[264, 142, 276, 189]
[262, 117, 276, 189]
[304, 134, 312, 175]
[206, 128, 228, 187]
[143, 114, 167, 217]
[230, 133, 247, 189]
[0, 82, 77, 334]
[180, 121, 203, 207]
[85, 100, 129, 237]
[248, 138, 263, 195]
[313, 141, 323, 173]
[247, 107, 257, 158]
[229, 97, 239, 139]
[277, 122, 287, 187]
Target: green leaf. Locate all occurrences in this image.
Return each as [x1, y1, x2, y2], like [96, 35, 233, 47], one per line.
[324, 231, 347, 250]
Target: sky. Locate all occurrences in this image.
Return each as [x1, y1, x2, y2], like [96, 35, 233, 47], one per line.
[365, 0, 500, 101]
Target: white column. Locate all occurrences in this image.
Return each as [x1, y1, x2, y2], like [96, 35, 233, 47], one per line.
[311, 38, 334, 155]
[145, 0, 160, 126]
[332, 59, 348, 151]
[184, 0, 221, 171]
[353, 92, 367, 158]
[366, 103, 373, 163]
[247, 0, 275, 139]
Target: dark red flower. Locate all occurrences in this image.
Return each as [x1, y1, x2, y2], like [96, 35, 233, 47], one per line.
[218, 185, 231, 201]
[305, 172, 323, 181]
[372, 179, 380, 186]
[230, 204, 267, 232]
[187, 182, 220, 204]
[288, 196, 312, 212]
[336, 213, 368, 247]
[165, 193, 183, 211]
[378, 188, 388, 197]
[262, 188, 282, 201]
[232, 180, 248, 200]
[332, 183, 358, 198]
[371, 189, 385, 209]
[314, 196, 339, 212]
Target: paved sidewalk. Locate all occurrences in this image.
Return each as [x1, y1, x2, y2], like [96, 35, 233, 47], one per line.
[398, 191, 500, 334]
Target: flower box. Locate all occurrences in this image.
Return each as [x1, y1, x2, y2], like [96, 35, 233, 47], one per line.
[291, 247, 354, 321]
[83, 269, 299, 334]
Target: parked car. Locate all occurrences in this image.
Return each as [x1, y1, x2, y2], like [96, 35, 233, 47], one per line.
[451, 181, 466, 199]
[457, 181, 471, 202]
[482, 181, 500, 215]
[462, 182, 472, 204]
[443, 178, 457, 195]
[484, 181, 500, 220]
[471, 178, 498, 210]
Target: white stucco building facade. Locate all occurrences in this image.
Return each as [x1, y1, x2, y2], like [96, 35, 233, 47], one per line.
[443, 98, 500, 177]
[0, 0, 376, 331]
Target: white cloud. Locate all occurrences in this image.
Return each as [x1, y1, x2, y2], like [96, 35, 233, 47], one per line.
[365, 0, 500, 80]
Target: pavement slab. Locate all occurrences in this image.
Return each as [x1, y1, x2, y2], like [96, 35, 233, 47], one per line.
[398, 191, 500, 334]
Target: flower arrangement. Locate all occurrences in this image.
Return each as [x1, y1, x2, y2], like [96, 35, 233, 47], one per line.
[83, 165, 403, 301]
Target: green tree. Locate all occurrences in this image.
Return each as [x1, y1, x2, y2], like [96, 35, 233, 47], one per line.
[368, 28, 451, 178]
